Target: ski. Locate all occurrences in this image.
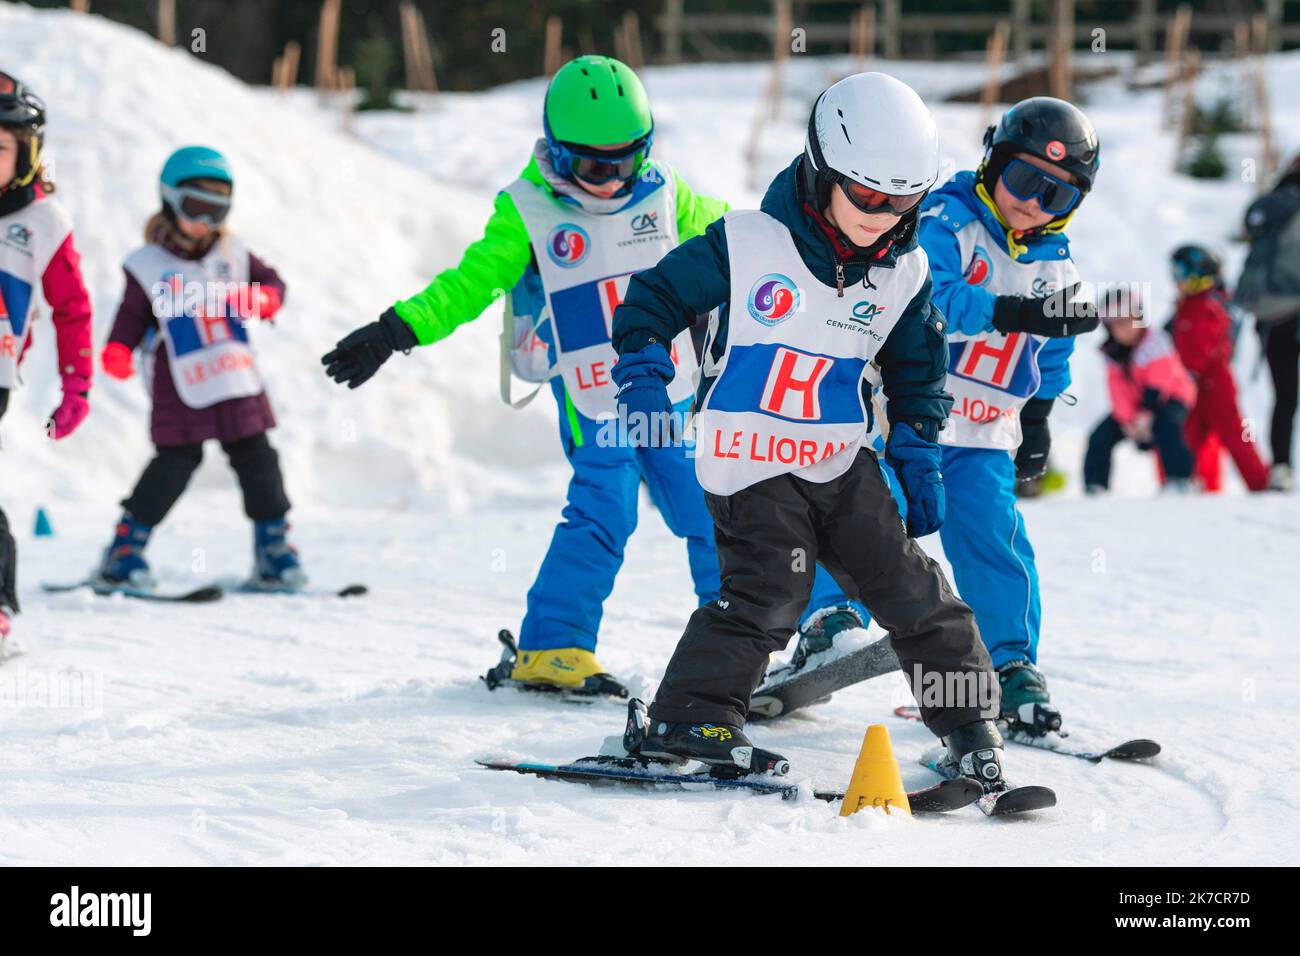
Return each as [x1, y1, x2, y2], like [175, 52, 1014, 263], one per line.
[894, 705, 1161, 763]
[748, 633, 900, 720]
[228, 580, 368, 598]
[1003, 726, 1161, 762]
[42, 579, 224, 603]
[481, 629, 629, 701]
[477, 756, 981, 812]
[920, 748, 1056, 817]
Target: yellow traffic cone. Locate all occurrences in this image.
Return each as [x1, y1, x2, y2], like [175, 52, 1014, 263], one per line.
[839, 724, 911, 817]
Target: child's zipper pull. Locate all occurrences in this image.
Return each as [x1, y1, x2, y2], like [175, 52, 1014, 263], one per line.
[835, 261, 845, 297]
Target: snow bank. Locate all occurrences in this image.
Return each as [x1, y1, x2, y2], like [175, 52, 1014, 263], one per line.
[0, 3, 549, 533]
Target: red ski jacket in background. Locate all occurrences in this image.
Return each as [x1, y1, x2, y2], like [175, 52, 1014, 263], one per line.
[10, 186, 94, 384]
[1170, 290, 1271, 491]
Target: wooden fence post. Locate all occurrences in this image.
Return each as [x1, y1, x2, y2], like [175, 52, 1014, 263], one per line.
[315, 0, 342, 93]
[543, 15, 564, 77]
[158, 0, 176, 46]
[1163, 4, 1191, 130]
[979, 21, 1010, 133]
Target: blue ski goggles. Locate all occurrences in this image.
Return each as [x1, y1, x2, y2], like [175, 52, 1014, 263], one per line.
[999, 157, 1082, 216]
[161, 183, 232, 225]
[556, 135, 652, 186]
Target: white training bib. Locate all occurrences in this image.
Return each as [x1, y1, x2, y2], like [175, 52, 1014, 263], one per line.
[123, 235, 262, 410]
[0, 198, 74, 389]
[931, 212, 1079, 450]
[506, 162, 699, 419]
[694, 209, 925, 496]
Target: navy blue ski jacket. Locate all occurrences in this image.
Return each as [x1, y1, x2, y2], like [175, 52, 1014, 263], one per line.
[611, 156, 953, 441]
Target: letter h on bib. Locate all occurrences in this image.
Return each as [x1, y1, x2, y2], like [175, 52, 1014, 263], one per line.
[954, 333, 1024, 389]
[759, 346, 834, 420]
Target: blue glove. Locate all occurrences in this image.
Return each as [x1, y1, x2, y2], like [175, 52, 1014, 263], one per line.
[611, 342, 676, 446]
[885, 421, 946, 537]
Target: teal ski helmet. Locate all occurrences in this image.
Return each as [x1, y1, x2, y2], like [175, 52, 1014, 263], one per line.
[159, 146, 233, 224]
[160, 146, 232, 193]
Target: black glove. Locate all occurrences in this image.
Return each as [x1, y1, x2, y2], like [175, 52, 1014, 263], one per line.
[1015, 397, 1054, 481]
[992, 283, 1099, 338]
[322, 308, 419, 389]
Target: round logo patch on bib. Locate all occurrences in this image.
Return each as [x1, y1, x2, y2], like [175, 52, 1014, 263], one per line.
[546, 223, 590, 268]
[748, 273, 800, 326]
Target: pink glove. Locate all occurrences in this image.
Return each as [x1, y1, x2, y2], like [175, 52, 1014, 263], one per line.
[48, 375, 90, 440]
[228, 285, 282, 323]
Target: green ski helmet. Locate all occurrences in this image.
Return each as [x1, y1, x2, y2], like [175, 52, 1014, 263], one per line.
[543, 55, 654, 186]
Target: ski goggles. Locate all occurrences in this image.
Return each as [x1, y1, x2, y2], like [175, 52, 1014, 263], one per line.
[558, 137, 651, 186]
[836, 175, 927, 215]
[161, 183, 232, 225]
[999, 158, 1082, 216]
[0, 72, 45, 122]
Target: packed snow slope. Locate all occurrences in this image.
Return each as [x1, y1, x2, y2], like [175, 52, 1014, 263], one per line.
[1, 5, 1298, 865]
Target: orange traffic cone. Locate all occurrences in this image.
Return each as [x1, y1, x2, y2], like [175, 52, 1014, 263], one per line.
[839, 724, 911, 817]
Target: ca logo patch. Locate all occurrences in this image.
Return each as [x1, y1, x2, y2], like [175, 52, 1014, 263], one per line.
[851, 300, 887, 323]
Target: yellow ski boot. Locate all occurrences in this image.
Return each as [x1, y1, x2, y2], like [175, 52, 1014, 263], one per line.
[483, 630, 628, 698]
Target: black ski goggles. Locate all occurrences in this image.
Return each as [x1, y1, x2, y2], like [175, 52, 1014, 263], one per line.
[559, 137, 651, 186]
[161, 183, 232, 225]
[837, 175, 927, 215]
[999, 158, 1082, 216]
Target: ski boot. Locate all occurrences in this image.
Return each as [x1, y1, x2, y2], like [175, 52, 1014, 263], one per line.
[942, 719, 1008, 793]
[0, 607, 10, 641]
[250, 518, 307, 590]
[934, 718, 1057, 814]
[791, 602, 865, 672]
[483, 630, 629, 698]
[97, 512, 156, 590]
[1269, 463, 1294, 492]
[997, 659, 1062, 735]
[623, 697, 790, 776]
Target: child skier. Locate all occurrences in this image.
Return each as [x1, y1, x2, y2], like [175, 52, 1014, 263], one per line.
[798, 97, 1101, 735]
[609, 72, 1010, 786]
[0, 72, 93, 642]
[1168, 244, 1272, 493]
[322, 56, 727, 693]
[1084, 290, 1196, 492]
[96, 145, 303, 591]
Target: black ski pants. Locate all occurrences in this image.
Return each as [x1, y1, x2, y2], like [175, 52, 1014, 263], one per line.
[1083, 400, 1194, 489]
[650, 450, 997, 737]
[1264, 316, 1300, 466]
[122, 432, 291, 527]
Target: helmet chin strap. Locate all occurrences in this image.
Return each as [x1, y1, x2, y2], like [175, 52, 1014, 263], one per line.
[1, 136, 39, 192]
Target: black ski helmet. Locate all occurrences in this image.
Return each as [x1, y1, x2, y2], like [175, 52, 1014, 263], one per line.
[980, 96, 1100, 196]
[1170, 244, 1222, 284]
[0, 71, 47, 191]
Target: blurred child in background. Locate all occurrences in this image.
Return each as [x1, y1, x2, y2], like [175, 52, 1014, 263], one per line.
[1084, 290, 1196, 493]
[1168, 244, 1272, 493]
[0, 71, 93, 642]
[96, 146, 302, 592]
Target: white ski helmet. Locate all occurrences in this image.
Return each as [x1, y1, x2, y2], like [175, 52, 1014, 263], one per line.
[802, 72, 940, 213]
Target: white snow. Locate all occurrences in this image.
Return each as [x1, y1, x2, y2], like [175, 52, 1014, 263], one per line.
[1, 5, 1298, 865]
